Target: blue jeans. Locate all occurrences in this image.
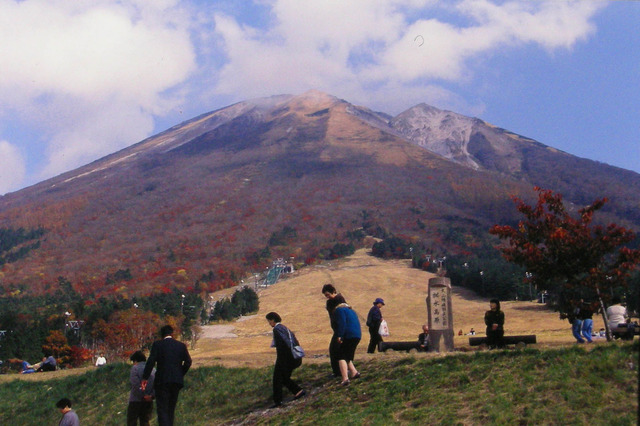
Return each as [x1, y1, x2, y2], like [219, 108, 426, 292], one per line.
[572, 319, 585, 343]
[581, 319, 593, 342]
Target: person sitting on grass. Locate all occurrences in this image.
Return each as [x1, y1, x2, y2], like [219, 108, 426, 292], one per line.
[20, 360, 36, 374]
[37, 353, 57, 372]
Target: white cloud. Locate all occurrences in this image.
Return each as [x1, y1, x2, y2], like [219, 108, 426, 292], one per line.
[456, 0, 601, 49]
[0, 0, 610, 190]
[0, 140, 26, 195]
[211, 0, 603, 111]
[37, 97, 155, 180]
[0, 0, 196, 182]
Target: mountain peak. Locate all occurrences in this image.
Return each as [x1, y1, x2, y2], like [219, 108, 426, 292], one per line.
[285, 89, 343, 111]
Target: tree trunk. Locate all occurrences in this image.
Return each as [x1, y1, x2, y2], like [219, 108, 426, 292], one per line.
[595, 284, 612, 342]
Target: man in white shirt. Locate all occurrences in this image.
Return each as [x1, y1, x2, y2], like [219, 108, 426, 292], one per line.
[95, 354, 106, 367]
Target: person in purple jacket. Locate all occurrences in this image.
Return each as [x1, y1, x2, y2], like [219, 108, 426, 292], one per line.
[128, 350, 155, 426]
[56, 398, 79, 426]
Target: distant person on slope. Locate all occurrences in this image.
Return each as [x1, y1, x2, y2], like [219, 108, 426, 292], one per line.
[484, 299, 504, 349]
[322, 283, 347, 377]
[95, 353, 107, 367]
[366, 298, 385, 353]
[266, 312, 306, 408]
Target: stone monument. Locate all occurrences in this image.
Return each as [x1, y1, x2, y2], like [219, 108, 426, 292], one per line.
[426, 276, 454, 352]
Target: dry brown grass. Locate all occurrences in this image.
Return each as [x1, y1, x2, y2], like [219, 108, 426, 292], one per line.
[1, 248, 606, 384]
[190, 248, 606, 369]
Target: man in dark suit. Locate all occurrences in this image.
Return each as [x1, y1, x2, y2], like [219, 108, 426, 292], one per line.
[142, 325, 192, 426]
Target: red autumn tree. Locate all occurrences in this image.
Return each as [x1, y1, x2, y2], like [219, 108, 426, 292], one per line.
[92, 308, 163, 359]
[42, 330, 71, 365]
[490, 187, 640, 341]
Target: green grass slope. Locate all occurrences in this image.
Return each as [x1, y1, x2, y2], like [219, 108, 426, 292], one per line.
[1, 342, 637, 425]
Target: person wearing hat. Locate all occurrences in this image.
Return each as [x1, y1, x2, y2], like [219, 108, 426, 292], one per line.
[366, 298, 385, 353]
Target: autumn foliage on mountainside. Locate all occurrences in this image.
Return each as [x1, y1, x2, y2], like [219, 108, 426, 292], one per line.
[490, 187, 640, 339]
[0, 92, 639, 303]
[91, 308, 164, 359]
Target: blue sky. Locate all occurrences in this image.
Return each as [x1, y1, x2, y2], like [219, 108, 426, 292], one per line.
[0, 0, 638, 195]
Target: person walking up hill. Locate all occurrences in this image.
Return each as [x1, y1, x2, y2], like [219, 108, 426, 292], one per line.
[366, 298, 385, 353]
[266, 312, 306, 408]
[142, 325, 192, 426]
[322, 283, 347, 376]
[333, 303, 361, 385]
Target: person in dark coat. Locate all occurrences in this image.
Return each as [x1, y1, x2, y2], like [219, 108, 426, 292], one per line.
[366, 298, 385, 353]
[141, 325, 192, 426]
[418, 324, 430, 352]
[322, 283, 347, 376]
[484, 299, 505, 349]
[333, 303, 362, 385]
[266, 312, 306, 408]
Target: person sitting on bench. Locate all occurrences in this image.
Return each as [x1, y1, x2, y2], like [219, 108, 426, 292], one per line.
[484, 299, 505, 349]
[418, 325, 429, 352]
[607, 297, 635, 340]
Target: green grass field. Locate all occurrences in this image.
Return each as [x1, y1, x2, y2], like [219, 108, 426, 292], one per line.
[1, 342, 637, 425]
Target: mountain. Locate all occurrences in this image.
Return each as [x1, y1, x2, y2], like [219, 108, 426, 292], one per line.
[391, 104, 640, 223]
[0, 90, 638, 297]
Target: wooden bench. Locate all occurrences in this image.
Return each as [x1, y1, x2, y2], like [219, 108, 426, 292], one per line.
[378, 341, 424, 353]
[469, 335, 537, 347]
[611, 324, 639, 340]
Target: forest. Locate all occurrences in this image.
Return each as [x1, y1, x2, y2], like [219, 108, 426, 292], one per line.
[0, 274, 262, 370]
[1, 186, 639, 368]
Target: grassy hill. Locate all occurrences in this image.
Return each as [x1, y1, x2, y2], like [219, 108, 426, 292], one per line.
[1, 249, 637, 425]
[0, 344, 636, 425]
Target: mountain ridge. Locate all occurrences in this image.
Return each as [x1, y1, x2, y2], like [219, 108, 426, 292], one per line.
[0, 90, 637, 297]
